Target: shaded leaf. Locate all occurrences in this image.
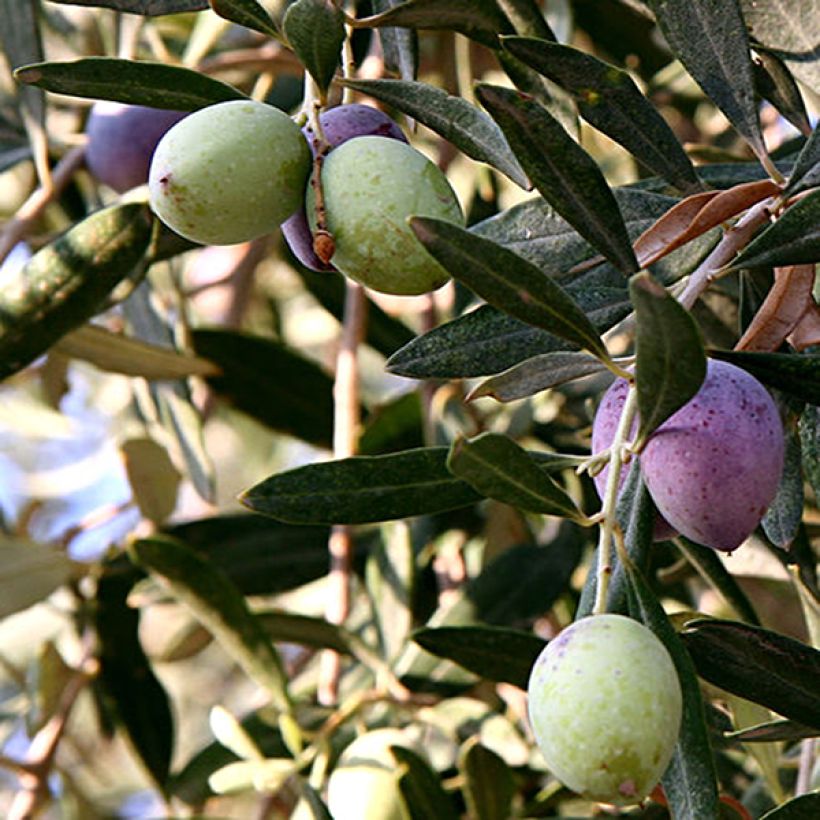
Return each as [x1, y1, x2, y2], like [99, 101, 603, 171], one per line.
[647, 0, 766, 161]
[257, 611, 353, 654]
[241, 447, 481, 525]
[502, 36, 701, 193]
[130, 536, 292, 711]
[355, 0, 513, 49]
[0, 538, 74, 620]
[412, 625, 545, 688]
[446, 432, 584, 521]
[340, 78, 529, 188]
[783, 124, 820, 197]
[476, 83, 639, 273]
[46, 0, 208, 13]
[94, 569, 174, 786]
[631, 271, 706, 445]
[468, 350, 608, 403]
[410, 217, 610, 362]
[728, 719, 819, 743]
[14, 57, 246, 110]
[0, 0, 45, 127]
[621, 558, 720, 819]
[0, 202, 153, 382]
[680, 618, 820, 729]
[358, 392, 424, 456]
[708, 349, 820, 405]
[283, 0, 344, 95]
[391, 745, 460, 820]
[210, 0, 280, 38]
[728, 189, 820, 270]
[760, 793, 820, 819]
[752, 50, 812, 137]
[192, 328, 335, 449]
[372, 0, 418, 81]
[761, 426, 803, 548]
[459, 738, 516, 820]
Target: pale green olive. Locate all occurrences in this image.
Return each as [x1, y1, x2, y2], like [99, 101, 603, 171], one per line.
[527, 614, 682, 806]
[148, 99, 310, 245]
[308, 136, 463, 295]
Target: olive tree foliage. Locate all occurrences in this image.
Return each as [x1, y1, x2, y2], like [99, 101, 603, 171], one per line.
[0, 0, 818, 817]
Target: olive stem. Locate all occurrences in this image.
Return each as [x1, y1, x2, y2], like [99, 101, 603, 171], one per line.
[592, 382, 638, 615]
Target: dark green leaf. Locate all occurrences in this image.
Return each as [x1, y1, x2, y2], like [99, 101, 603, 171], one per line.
[210, 0, 280, 38]
[783, 124, 820, 197]
[708, 349, 820, 405]
[647, 0, 766, 161]
[741, 0, 820, 99]
[410, 217, 610, 361]
[256, 610, 353, 654]
[46, 0, 209, 13]
[752, 51, 812, 137]
[391, 745, 460, 820]
[340, 78, 529, 188]
[799, 404, 820, 503]
[0, 202, 153, 382]
[358, 392, 424, 456]
[283, 0, 344, 95]
[0, 0, 44, 127]
[728, 189, 820, 270]
[299, 784, 333, 819]
[761, 428, 803, 548]
[14, 57, 246, 110]
[372, 0, 418, 80]
[356, 0, 513, 49]
[459, 738, 516, 820]
[469, 350, 608, 402]
[680, 618, 820, 729]
[760, 793, 820, 819]
[94, 569, 174, 786]
[163, 514, 335, 596]
[496, 0, 556, 40]
[446, 432, 584, 520]
[727, 718, 819, 743]
[674, 537, 761, 626]
[631, 271, 706, 445]
[191, 328, 335, 449]
[241, 447, 481, 525]
[130, 536, 292, 712]
[502, 37, 701, 194]
[476, 83, 639, 273]
[622, 560, 720, 819]
[412, 625, 545, 688]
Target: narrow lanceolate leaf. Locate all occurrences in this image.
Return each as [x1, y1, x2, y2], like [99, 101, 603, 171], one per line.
[0, 202, 153, 382]
[783, 124, 820, 197]
[354, 0, 514, 49]
[241, 447, 481, 525]
[681, 619, 820, 729]
[753, 50, 812, 137]
[130, 536, 292, 712]
[14, 58, 246, 110]
[728, 189, 820, 270]
[468, 350, 607, 403]
[630, 272, 706, 445]
[372, 0, 418, 81]
[446, 432, 584, 521]
[459, 738, 516, 820]
[621, 557, 720, 819]
[46, 0, 208, 14]
[283, 0, 344, 95]
[0, 0, 45, 127]
[411, 625, 545, 688]
[502, 37, 701, 194]
[392, 746, 460, 820]
[709, 349, 820, 406]
[409, 217, 610, 362]
[729, 719, 819, 744]
[340, 78, 529, 188]
[760, 793, 820, 819]
[647, 0, 766, 162]
[476, 83, 638, 273]
[210, 0, 280, 38]
[0, 538, 74, 620]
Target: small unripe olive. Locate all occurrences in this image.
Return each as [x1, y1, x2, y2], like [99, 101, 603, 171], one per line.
[148, 99, 310, 245]
[528, 614, 682, 806]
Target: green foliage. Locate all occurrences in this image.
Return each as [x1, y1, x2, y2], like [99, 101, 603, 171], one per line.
[0, 0, 818, 817]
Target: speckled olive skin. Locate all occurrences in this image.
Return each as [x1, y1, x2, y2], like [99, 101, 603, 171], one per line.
[307, 136, 463, 295]
[593, 359, 784, 552]
[527, 614, 682, 806]
[281, 104, 407, 272]
[148, 100, 311, 245]
[86, 102, 188, 193]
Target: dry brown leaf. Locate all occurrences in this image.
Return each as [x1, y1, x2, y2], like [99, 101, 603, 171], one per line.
[635, 179, 781, 268]
[787, 303, 820, 351]
[735, 264, 816, 352]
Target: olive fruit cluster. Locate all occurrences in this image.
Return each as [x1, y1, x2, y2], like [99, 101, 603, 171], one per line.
[527, 614, 682, 806]
[591, 359, 784, 551]
[139, 99, 461, 295]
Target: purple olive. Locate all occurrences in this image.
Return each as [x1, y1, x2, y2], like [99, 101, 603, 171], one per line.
[281, 104, 407, 272]
[592, 359, 785, 551]
[85, 101, 188, 193]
